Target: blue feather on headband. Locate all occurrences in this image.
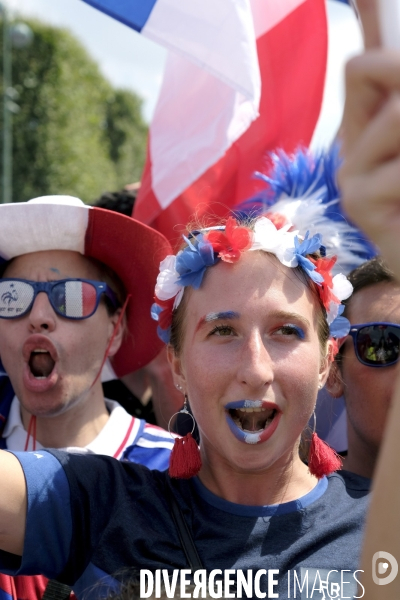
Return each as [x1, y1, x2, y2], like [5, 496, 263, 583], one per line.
[235, 144, 376, 275]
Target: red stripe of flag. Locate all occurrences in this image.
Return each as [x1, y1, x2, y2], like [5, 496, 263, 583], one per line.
[134, 0, 328, 246]
[82, 282, 97, 317]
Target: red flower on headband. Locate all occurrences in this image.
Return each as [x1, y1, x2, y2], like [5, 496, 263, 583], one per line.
[205, 217, 251, 263]
[311, 256, 339, 309]
[155, 297, 175, 329]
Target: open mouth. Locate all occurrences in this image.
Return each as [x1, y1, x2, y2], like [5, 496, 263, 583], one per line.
[228, 407, 276, 433]
[29, 349, 56, 379]
[225, 400, 281, 444]
[22, 335, 59, 393]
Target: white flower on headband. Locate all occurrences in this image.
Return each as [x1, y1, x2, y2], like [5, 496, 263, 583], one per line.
[249, 217, 298, 266]
[331, 273, 353, 302]
[151, 216, 353, 344]
[155, 255, 184, 307]
[325, 274, 353, 331]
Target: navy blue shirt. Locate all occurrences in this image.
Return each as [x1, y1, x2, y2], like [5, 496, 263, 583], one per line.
[0, 450, 369, 599]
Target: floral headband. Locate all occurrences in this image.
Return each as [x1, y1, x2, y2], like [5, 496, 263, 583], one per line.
[151, 216, 353, 345]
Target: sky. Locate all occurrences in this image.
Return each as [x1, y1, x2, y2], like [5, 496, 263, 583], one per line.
[4, 0, 167, 122]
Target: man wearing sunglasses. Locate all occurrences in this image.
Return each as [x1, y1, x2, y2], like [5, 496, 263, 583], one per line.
[0, 194, 174, 460]
[0, 196, 174, 600]
[326, 257, 400, 479]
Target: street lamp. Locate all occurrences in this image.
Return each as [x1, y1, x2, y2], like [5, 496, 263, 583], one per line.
[0, 3, 33, 204]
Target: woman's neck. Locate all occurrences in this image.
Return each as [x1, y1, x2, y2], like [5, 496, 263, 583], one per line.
[197, 452, 317, 506]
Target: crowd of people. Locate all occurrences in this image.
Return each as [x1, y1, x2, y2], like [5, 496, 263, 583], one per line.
[0, 1, 399, 599]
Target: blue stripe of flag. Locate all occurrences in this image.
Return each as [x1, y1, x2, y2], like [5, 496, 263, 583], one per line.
[82, 0, 158, 33]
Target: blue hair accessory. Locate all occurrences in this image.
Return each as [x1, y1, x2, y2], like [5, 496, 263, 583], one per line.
[236, 144, 377, 275]
[175, 234, 218, 289]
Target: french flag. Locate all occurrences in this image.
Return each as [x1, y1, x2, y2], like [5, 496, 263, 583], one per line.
[81, 0, 261, 147]
[135, 0, 363, 244]
[84, 0, 362, 245]
[65, 281, 97, 318]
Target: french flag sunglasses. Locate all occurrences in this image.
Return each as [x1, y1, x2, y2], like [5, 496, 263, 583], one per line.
[0, 278, 119, 320]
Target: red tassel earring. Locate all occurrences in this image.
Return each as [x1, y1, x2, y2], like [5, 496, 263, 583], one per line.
[308, 411, 342, 479]
[168, 393, 202, 479]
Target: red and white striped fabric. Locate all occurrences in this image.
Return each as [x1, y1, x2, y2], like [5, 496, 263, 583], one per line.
[134, 0, 362, 244]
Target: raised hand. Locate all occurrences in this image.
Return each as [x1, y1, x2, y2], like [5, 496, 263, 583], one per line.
[339, 50, 400, 278]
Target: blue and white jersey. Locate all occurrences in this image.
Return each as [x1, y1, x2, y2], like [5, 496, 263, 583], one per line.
[121, 418, 176, 470]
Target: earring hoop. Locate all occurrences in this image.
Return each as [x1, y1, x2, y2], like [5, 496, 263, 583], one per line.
[311, 410, 317, 434]
[168, 394, 196, 437]
[168, 394, 201, 479]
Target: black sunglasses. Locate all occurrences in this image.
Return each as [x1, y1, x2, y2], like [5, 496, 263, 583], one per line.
[0, 278, 119, 320]
[348, 322, 400, 367]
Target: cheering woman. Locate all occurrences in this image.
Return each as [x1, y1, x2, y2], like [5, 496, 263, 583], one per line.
[0, 214, 368, 599]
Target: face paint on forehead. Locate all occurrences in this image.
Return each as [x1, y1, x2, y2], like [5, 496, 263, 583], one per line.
[194, 311, 240, 335]
[205, 311, 240, 322]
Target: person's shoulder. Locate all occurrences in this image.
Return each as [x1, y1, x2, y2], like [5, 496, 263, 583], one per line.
[48, 448, 171, 498]
[327, 469, 371, 496]
[48, 448, 163, 480]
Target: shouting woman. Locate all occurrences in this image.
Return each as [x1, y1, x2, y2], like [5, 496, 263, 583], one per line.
[0, 215, 368, 598]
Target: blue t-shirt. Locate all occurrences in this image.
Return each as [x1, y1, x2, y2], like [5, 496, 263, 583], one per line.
[0, 450, 369, 600]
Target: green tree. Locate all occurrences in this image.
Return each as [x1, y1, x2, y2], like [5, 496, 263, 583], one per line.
[105, 90, 148, 184]
[1, 18, 148, 203]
